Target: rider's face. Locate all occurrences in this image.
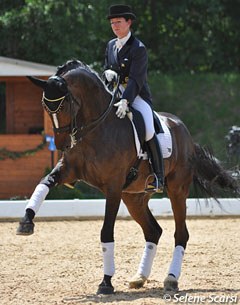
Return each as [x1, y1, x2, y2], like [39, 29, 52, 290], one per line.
[110, 17, 132, 39]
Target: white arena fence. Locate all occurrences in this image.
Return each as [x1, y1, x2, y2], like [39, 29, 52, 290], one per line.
[0, 198, 239, 220]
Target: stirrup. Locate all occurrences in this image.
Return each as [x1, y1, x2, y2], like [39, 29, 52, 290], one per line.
[145, 174, 164, 193]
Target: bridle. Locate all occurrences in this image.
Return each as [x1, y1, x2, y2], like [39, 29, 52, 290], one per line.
[42, 75, 120, 147]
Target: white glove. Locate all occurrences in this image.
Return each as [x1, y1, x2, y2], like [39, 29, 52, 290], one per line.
[103, 69, 118, 83]
[114, 99, 129, 119]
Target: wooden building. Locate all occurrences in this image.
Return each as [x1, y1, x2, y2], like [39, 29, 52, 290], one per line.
[0, 56, 56, 199]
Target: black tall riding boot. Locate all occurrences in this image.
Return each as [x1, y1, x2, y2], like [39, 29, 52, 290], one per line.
[145, 134, 164, 193]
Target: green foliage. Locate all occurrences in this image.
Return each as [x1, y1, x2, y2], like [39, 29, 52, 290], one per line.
[0, 0, 110, 67]
[149, 71, 240, 161]
[1, 0, 240, 72]
[0, 140, 46, 160]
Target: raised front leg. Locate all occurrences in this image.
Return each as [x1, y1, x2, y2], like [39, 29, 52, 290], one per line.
[16, 159, 73, 235]
[16, 184, 49, 235]
[97, 192, 122, 295]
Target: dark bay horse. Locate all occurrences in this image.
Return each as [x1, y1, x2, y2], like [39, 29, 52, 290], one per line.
[17, 60, 239, 295]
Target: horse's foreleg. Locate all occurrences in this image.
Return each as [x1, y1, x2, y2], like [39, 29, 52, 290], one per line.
[16, 161, 64, 235]
[164, 186, 189, 294]
[122, 193, 162, 289]
[97, 191, 122, 295]
[16, 184, 49, 235]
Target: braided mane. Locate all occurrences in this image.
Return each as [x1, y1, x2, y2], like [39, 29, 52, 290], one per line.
[55, 59, 106, 90]
[56, 59, 89, 76]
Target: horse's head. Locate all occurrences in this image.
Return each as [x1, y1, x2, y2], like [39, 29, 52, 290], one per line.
[28, 75, 75, 151]
[28, 60, 114, 151]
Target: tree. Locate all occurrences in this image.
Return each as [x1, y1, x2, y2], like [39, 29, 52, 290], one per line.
[0, 0, 239, 72]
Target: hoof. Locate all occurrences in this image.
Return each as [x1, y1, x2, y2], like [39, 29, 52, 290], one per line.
[16, 222, 34, 236]
[97, 275, 114, 295]
[97, 284, 114, 295]
[164, 275, 179, 294]
[129, 273, 147, 289]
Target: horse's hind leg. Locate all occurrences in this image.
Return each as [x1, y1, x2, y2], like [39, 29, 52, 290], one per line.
[164, 176, 190, 294]
[16, 159, 74, 235]
[122, 192, 162, 289]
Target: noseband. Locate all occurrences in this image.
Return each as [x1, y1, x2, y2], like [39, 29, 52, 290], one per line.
[42, 94, 67, 114]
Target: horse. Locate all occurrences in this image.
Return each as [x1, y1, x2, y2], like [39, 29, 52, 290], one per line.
[17, 60, 239, 295]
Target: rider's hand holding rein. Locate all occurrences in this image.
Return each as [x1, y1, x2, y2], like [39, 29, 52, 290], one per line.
[114, 99, 129, 119]
[103, 69, 118, 83]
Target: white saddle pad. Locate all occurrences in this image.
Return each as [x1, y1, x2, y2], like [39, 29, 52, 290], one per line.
[128, 111, 173, 159]
[155, 112, 172, 158]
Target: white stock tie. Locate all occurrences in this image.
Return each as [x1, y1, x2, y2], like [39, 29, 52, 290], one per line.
[115, 40, 122, 51]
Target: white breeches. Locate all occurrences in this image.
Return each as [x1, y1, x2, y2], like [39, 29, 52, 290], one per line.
[120, 85, 155, 141]
[131, 96, 155, 141]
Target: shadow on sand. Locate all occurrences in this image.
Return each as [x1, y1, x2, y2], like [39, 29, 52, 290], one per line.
[62, 286, 240, 304]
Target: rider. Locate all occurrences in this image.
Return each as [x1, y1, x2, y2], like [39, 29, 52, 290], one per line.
[103, 4, 164, 193]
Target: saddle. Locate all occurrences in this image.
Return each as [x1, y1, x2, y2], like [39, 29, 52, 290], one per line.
[123, 108, 172, 189]
[127, 107, 167, 159]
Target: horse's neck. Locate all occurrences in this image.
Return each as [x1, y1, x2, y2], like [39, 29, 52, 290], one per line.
[77, 84, 112, 124]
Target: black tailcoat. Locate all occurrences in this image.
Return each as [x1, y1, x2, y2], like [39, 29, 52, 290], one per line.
[104, 34, 152, 105]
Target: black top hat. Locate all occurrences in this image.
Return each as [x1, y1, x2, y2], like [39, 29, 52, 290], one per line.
[107, 4, 136, 20]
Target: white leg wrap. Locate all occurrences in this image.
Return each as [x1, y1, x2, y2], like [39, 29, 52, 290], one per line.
[137, 242, 157, 278]
[101, 242, 115, 277]
[25, 184, 49, 214]
[168, 245, 185, 280]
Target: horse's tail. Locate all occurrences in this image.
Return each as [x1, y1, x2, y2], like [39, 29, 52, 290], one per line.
[191, 143, 240, 201]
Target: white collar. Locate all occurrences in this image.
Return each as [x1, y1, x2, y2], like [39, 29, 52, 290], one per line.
[116, 31, 131, 49]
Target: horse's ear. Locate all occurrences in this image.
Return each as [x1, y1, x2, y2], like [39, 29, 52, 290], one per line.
[27, 76, 47, 90]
